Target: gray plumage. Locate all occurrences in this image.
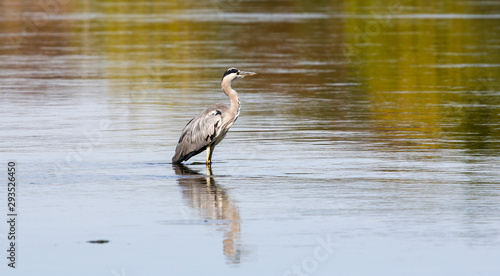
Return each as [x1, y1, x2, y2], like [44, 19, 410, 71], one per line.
[172, 68, 256, 164]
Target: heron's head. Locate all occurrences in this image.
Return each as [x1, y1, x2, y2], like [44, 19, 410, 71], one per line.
[222, 67, 256, 83]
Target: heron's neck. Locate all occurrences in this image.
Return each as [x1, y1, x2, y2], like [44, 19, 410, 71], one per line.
[222, 80, 240, 118]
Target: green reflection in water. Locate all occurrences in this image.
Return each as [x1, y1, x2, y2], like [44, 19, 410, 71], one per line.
[343, 0, 500, 153]
[1, 0, 499, 154]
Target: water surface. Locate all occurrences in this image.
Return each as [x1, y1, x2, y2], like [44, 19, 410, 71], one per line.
[1, 0, 500, 275]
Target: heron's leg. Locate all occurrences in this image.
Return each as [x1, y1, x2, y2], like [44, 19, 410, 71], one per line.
[206, 146, 211, 164]
[208, 146, 215, 164]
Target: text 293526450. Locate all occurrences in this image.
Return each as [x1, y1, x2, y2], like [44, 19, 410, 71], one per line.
[7, 161, 17, 268]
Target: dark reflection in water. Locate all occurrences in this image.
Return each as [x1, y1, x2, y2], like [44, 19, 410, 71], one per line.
[173, 163, 241, 264]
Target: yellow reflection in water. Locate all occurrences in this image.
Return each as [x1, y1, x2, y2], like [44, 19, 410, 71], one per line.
[343, 1, 500, 151]
[1, 0, 499, 153]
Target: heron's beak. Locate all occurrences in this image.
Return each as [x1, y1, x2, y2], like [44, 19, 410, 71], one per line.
[239, 71, 256, 77]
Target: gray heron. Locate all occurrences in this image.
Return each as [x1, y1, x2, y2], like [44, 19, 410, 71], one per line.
[172, 67, 256, 165]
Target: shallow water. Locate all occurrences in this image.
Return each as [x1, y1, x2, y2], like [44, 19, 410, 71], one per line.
[1, 0, 500, 275]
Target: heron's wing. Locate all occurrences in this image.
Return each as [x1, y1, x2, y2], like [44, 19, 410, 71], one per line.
[172, 105, 225, 163]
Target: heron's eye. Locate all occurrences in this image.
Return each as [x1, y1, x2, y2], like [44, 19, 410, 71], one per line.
[237, 71, 240, 75]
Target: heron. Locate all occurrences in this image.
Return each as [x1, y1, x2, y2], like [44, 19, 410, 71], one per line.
[172, 67, 256, 165]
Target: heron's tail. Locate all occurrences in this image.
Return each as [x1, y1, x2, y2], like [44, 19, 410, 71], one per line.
[172, 145, 206, 164]
[172, 152, 184, 164]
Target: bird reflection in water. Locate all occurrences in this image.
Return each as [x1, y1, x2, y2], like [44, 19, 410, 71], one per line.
[173, 163, 241, 264]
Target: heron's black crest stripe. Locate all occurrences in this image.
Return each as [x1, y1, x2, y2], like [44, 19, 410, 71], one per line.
[222, 67, 239, 78]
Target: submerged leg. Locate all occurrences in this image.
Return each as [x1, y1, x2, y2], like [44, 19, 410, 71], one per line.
[205, 165, 213, 176]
